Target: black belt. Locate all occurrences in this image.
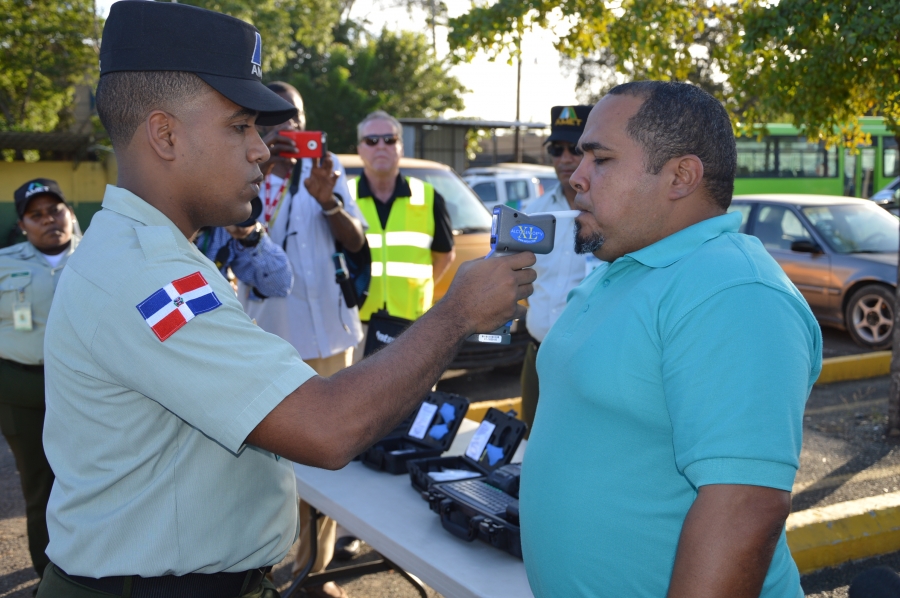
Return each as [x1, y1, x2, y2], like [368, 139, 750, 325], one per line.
[58, 565, 270, 598]
[0, 357, 43, 374]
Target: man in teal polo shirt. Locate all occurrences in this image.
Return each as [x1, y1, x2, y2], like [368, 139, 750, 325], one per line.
[519, 81, 821, 598]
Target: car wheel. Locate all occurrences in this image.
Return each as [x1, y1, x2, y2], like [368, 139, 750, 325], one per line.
[845, 284, 895, 350]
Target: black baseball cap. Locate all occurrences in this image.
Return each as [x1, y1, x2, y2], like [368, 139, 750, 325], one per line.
[14, 179, 66, 218]
[546, 105, 593, 145]
[99, 1, 297, 126]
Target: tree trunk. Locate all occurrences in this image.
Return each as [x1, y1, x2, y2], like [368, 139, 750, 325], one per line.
[888, 133, 900, 435]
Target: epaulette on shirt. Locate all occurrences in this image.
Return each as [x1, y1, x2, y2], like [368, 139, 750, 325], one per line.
[0, 241, 31, 260]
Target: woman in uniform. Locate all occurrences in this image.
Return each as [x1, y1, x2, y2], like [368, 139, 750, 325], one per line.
[0, 178, 79, 582]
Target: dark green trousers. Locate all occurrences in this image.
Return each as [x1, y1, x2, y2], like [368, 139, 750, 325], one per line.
[520, 340, 540, 436]
[37, 564, 281, 598]
[0, 360, 53, 579]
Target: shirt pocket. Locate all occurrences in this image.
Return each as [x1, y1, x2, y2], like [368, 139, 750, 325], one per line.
[0, 271, 32, 321]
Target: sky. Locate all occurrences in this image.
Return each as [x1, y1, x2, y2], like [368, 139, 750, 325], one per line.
[93, 0, 579, 125]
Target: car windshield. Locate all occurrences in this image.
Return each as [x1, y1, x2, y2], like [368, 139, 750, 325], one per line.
[801, 203, 899, 254]
[407, 168, 492, 232]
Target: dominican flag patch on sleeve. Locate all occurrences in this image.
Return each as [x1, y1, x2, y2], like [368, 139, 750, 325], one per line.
[136, 272, 222, 341]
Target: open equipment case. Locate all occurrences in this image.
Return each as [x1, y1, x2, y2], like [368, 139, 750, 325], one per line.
[359, 391, 470, 474]
[414, 408, 527, 559]
[407, 407, 526, 493]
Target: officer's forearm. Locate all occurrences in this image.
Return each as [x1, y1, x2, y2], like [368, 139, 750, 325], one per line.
[245, 299, 468, 469]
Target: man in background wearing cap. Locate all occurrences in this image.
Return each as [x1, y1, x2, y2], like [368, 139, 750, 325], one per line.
[1, 178, 80, 583]
[520, 105, 600, 431]
[37, 3, 534, 598]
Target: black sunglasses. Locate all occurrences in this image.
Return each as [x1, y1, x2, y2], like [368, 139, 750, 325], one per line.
[361, 134, 399, 146]
[546, 143, 583, 157]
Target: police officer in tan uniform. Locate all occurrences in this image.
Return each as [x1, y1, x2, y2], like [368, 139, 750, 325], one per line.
[37, 3, 534, 597]
[0, 178, 79, 580]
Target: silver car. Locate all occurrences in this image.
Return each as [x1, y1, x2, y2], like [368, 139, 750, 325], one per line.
[729, 194, 899, 350]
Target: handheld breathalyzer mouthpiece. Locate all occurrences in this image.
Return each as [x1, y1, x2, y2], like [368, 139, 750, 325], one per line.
[468, 205, 577, 345]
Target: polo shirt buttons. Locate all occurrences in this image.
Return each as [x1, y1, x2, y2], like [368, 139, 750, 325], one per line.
[602, 279, 611, 287]
[583, 304, 590, 312]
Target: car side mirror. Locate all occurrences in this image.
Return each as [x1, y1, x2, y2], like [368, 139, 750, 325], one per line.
[791, 240, 823, 254]
[893, 188, 900, 201]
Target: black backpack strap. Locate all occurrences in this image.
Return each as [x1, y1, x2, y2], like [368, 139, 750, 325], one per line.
[280, 163, 302, 251]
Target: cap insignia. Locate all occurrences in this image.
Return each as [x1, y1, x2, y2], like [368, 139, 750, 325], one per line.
[25, 182, 50, 198]
[251, 32, 262, 77]
[555, 106, 583, 127]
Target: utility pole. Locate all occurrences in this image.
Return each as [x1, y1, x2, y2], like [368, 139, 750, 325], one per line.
[429, 0, 437, 55]
[513, 25, 523, 163]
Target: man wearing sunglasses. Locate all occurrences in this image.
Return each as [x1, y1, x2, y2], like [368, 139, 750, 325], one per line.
[351, 111, 456, 347]
[520, 105, 598, 431]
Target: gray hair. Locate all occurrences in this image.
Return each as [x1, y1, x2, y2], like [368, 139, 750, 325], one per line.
[357, 110, 403, 142]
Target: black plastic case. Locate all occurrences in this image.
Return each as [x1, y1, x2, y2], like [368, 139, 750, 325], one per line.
[407, 407, 527, 494]
[425, 463, 524, 559]
[359, 391, 470, 474]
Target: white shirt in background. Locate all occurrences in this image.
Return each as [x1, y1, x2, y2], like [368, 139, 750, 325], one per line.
[240, 155, 368, 360]
[525, 183, 605, 343]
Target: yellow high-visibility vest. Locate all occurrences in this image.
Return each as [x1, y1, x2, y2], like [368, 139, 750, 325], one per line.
[351, 176, 435, 322]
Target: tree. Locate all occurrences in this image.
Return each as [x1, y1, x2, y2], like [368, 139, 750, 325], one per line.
[180, 0, 345, 72]
[276, 28, 466, 153]
[447, 0, 746, 106]
[741, 0, 900, 433]
[741, 1, 900, 146]
[0, 0, 100, 133]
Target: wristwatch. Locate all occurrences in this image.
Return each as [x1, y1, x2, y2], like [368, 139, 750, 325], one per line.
[322, 195, 343, 217]
[238, 221, 263, 248]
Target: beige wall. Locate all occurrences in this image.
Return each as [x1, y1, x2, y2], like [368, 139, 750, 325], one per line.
[0, 156, 117, 207]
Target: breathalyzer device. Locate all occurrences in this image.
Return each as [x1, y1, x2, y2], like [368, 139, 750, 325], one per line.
[466, 205, 578, 345]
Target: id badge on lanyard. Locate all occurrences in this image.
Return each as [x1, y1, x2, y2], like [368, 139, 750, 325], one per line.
[13, 289, 32, 331]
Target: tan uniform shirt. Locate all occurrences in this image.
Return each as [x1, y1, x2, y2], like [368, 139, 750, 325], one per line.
[44, 185, 315, 576]
[0, 237, 79, 365]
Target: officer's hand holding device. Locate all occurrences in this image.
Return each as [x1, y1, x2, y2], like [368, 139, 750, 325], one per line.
[469, 205, 579, 344]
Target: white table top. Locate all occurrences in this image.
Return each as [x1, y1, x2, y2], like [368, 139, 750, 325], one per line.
[293, 419, 533, 598]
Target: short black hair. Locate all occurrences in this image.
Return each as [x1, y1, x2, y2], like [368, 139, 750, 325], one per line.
[96, 71, 210, 148]
[266, 81, 300, 97]
[608, 81, 736, 209]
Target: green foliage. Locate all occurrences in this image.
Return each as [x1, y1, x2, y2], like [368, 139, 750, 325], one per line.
[276, 29, 466, 153]
[741, 0, 900, 146]
[180, 0, 345, 72]
[0, 0, 100, 132]
[449, 0, 900, 147]
[3, 0, 464, 159]
[448, 0, 744, 98]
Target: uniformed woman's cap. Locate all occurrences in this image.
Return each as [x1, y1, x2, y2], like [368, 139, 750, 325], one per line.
[99, 1, 297, 126]
[546, 105, 594, 145]
[14, 179, 67, 218]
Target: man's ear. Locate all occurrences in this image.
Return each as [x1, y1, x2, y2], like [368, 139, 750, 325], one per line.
[144, 110, 178, 162]
[666, 154, 704, 200]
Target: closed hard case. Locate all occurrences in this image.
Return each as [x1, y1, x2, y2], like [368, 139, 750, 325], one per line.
[426, 463, 524, 559]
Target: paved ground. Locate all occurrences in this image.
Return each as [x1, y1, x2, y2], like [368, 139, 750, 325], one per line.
[1, 327, 895, 598]
[820, 326, 874, 359]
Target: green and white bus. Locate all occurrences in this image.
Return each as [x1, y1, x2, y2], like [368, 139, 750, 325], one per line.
[733, 116, 898, 199]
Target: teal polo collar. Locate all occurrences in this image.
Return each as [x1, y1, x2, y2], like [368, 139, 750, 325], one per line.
[101, 185, 193, 248]
[625, 211, 741, 269]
